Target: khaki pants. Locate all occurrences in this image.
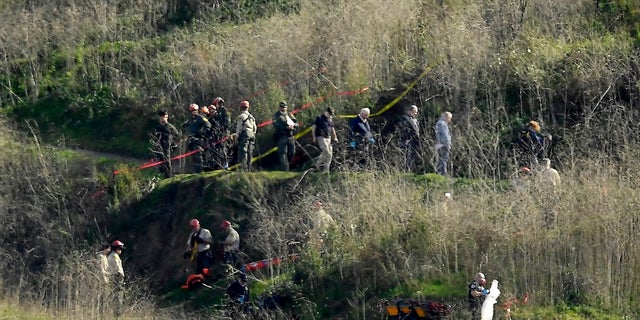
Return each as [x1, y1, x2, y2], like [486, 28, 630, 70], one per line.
[315, 137, 333, 172]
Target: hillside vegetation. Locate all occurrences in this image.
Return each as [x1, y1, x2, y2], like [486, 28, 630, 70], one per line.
[2, 0, 640, 319]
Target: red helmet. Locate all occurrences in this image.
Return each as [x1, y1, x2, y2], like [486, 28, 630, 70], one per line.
[212, 97, 225, 106]
[221, 220, 231, 228]
[111, 240, 125, 249]
[199, 105, 210, 115]
[190, 219, 200, 228]
[188, 103, 199, 111]
[240, 101, 250, 108]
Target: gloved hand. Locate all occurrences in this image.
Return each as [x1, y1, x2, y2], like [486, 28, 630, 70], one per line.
[183, 251, 191, 259]
[482, 289, 490, 295]
[350, 141, 357, 149]
[368, 137, 375, 144]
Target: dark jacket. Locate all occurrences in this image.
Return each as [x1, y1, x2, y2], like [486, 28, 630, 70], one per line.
[349, 116, 371, 142]
[273, 111, 297, 139]
[227, 280, 249, 301]
[188, 114, 211, 137]
[155, 122, 180, 150]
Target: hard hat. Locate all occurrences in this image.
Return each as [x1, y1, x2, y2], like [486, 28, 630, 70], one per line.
[208, 105, 217, 112]
[111, 240, 125, 249]
[188, 103, 199, 111]
[279, 101, 287, 108]
[221, 220, 231, 228]
[476, 272, 485, 279]
[212, 97, 224, 106]
[240, 101, 250, 108]
[199, 105, 210, 115]
[190, 219, 200, 228]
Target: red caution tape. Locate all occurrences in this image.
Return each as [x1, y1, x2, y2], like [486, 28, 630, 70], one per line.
[113, 86, 369, 175]
[243, 254, 298, 272]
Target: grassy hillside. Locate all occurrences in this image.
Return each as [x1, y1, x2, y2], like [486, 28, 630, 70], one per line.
[2, 0, 640, 319]
[1, 0, 639, 173]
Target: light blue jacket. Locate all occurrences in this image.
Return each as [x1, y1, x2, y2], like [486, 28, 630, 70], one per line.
[435, 119, 451, 146]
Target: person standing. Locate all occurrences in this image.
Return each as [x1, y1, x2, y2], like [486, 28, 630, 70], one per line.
[399, 105, 420, 172]
[96, 243, 111, 317]
[273, 101, 298, 171]
[184, 219, 213, 275]
[468, 272, 488, 320]
[349, 108, 373, 147]
[98, 244, 110, 284]
[234, 101, 257, 171]
[221, 220, 240, 267]
[185, 103, 211, 173]
[212, 97, 231, 169]
[434, 111, 453, 175]
[154, 111, 180, 178]
[349, 108, 374, 167]
[107, 240, 125, 317]
[312, 107, 338, 172]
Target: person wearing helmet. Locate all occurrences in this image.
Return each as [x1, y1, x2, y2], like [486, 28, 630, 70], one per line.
[184, 219, 213, 275]
[107, 240, 125, 317]
[185, 103, 212, 173]
[153, 111, 181, 178]
[468, 272, 488, 320]
[272, 101, 298, 171]
[234, 101, 257, 171]
[220, 220, 240, 267]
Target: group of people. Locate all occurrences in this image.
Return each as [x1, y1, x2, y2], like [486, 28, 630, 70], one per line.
[97, 240, 126, 317]
[152, 98, 434, 176]
[184, 218, 240, 275]
[153, 97, 232, 177]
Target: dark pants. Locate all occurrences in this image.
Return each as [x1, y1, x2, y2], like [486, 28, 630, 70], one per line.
[402, 141, 419, 172]
[276, 136, 295, 171]
[211, 134, 229, 169]
[196, 250, 213, 274]
[223, 251, 239, 268]
[237, 134, 255, 171]
[469, 298, 482, 320]
[110, 274, 125, 317]
[153, 148, 173, 178]
[188, 137, 204, 173]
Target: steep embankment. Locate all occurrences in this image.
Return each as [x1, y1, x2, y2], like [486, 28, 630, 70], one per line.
[110, 170, 311, 292]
